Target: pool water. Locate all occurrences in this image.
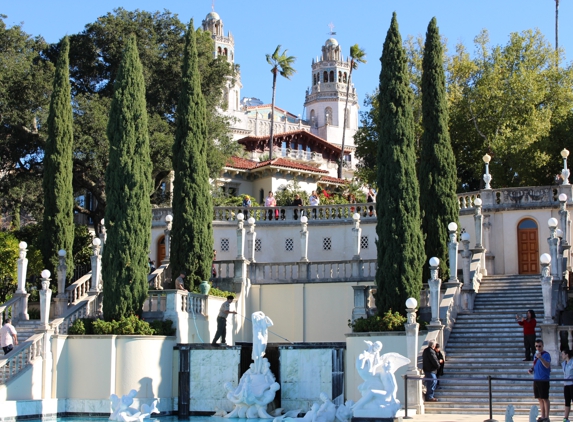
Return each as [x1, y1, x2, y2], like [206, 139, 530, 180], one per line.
[25, 417, 239, 422]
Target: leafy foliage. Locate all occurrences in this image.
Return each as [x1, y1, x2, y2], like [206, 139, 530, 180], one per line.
[42, 36, 75, 280]
[0, 231, 19, 303]
[102, 35, 152, 320]
[419, 18, 459, 281]
[349, 310, 407, 332]
[375, 13, 425, 316]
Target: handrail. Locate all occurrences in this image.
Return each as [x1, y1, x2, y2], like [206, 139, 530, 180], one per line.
[65, 272, 92, 305]
[0, 332, 44, 384]
[51, 294, 100, 335]
[0, 296, 22, 326]
[212, 203, 377, 223]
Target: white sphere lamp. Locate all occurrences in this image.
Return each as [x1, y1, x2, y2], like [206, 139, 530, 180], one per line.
[540, 253, 552, 265]
[429, 257, 440, 267]
[41, 269, 51, 279]
[405, 297, 418, 309]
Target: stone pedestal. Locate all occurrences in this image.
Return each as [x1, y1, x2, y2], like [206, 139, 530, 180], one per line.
[540, 323, 559, 364]
[352, 286, 370, 322]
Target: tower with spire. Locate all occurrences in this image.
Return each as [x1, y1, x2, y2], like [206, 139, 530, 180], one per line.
[303, 36, 360, 147]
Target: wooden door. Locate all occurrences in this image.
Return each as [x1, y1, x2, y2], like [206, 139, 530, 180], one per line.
[157, 236, 166, 265]
[517, 219, 539, 274]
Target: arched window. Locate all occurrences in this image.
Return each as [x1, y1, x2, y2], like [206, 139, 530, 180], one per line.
[323, 71, 328, 83]
[343, 72, 347, 83]
[313, 74, 317, 85]
[329, 71, 334, 82]
[217, 46, 222, 56]
[325, 107, 333, 125]
[338, 71, 342, 82]
[310, 109, 316, 127]
[224, 48, 228, 56]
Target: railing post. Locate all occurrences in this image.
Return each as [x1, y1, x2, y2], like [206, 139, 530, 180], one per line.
[428, 258, 442, 325]
[300, 216, 309, 262]
[54, 249, 68, 317]
[548, 218, 560, 277]
[246, 217, 257, 263]
[447, 223, 459, 282]
[90, 238, 102, 293]
[14, 241, 30, 322]
[236, 213, 245, 260]
[483, 375, 497, 422]
[473, 198, 484, 249]
[39, 270, 53, 330]
[404, 297, 423, 416]
[461, 233, 471, 285]
[351, 213, 362, 278]
[99, 218, 106, 257]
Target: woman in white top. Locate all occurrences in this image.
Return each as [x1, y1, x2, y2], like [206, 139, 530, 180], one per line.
[309, 191, 320, 219]
[562, 349, 573, 422]
[264, 191, 277, 220]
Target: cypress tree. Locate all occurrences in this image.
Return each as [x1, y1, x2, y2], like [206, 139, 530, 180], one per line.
[42, 36, 75, 282]
[170, 20, 213, 288]
[419, 18, 460, 281]
[375, 13, 425, 313]
[102, 35, 152, 320]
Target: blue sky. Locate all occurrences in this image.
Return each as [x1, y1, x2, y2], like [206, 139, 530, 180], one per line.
[3, 1, 571, 117]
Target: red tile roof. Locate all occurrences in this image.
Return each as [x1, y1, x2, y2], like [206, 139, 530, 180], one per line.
[319, 176, 349, 185]
[226, 156, 258, 170]
[255, 158, 329, 174]
[238, 130, 350, 153]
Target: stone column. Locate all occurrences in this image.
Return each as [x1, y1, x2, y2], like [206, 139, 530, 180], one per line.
[559, 194, 570, 246]
[163, 214, 173, 265]
[13, 241, 30, 323]
[351, 213, 361, 278]
[540, 254, 554, 324]
[404, 298, 424, 414]
[90, 238, 102, 293]
[300, 216, 309, 262]
[54, 250, 68, 317]
[246, 217, 257, 263]
[99, 218, 106, 257]
[236, 213, 245, 260]
[460, 232, 471, 285]
[428, 258, 442, 325]
[39, 270, 53, 330]
[351, 286, 370, 322]
[473, 198, 484, 249]
[483, 214, 494, 275]
[447, 222, 459, 282]
[548, 218, 560, 277]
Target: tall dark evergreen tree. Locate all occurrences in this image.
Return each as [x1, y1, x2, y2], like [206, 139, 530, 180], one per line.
[170, 20, 213, 288]
[375, 13, 425, 313]
[102, 35, 152, 320]
[42, 36, 75, 281]
[419, 18, 460, 281]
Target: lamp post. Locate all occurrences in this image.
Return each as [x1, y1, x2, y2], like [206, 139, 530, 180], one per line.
[405, 297, 420, 373]
[473, 198, 484, 249]
[483, 153, 492, 189]
[540, 253, 553, 324]
[559, 193, 570, 246]
[164, 214, 173, 263]
[562, 148, 570, 185]
[99, 218, 106, 256]
[352, 213, 361, 259]
[16, 241, 28, 294]
[40, 269, 52, 330]
[548, 217, 560, 277]
[460, 232, 471, 285]
[447, 222, 459, 282]
[300, 215, 309, 262]
[428, 257, 442, 325]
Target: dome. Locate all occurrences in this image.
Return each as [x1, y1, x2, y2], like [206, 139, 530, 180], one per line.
[325, 38, 339, 47]
[205, 11, 220, 21]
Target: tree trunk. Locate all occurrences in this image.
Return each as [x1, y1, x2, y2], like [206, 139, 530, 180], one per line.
[269, 70, 278, 161]
[338, 64, 354, 179]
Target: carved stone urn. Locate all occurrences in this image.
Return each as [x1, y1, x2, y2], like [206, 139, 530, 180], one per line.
[199, 280, 211, 296]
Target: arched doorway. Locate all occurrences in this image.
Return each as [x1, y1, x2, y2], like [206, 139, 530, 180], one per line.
[157, 235, 166, 265]
[517, 218, 539, 274]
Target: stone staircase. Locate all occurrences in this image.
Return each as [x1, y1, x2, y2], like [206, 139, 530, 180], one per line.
[425, 274, 566, 417]
[0, 320, 43, 357]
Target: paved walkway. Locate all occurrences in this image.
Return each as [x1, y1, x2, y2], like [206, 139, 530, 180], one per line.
[406, 413, 548, 421]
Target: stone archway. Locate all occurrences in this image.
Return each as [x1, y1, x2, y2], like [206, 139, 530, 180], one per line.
[517, 218, 539, 274]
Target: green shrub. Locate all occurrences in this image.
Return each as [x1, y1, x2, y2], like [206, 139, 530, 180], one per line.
[191, 283, 235, 298]
[68, 319, 86, 335]
[150, 319, 176, 336]
[92, 318, 119, 334]
[28, 308, 41, 320]
[349, 309, 407, 332]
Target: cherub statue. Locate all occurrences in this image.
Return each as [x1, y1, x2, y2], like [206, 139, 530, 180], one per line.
[109, 390, 159, 422]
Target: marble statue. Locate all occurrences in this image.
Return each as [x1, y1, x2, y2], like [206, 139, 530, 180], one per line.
[109, 389, 159, 421]
[314, 393, 337, 422]
[351, 341, 410, 419]
[334, 400, 354, 422]
[529, 405, 538, 422]
[225, 311, 280, 419]
[505, 404, 515, 422]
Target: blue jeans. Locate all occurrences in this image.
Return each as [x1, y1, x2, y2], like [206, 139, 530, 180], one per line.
[424, 372, 438, 399]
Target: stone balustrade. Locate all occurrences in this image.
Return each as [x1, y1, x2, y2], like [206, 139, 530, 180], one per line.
[66, 272, 92, 305]
[0, 332, 44, 384]
[52, 294, 102, 335]
[457, 185, 570, 211]
[0, 296, 26, 326]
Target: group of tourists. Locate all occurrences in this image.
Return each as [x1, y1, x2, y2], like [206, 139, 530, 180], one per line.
[422, 340, 446, 402]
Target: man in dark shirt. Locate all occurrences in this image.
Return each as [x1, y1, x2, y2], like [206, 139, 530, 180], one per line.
[422, 340, 441, 402]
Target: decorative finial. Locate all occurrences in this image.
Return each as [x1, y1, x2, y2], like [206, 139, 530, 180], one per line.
[212, 0, 215, 12]
[327, 22, 336, 36]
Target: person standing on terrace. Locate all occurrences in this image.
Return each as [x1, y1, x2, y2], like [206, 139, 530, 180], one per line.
[517, 309, 537, 361]
[265, 191, 278, 220]
[0, 318, 18, 355]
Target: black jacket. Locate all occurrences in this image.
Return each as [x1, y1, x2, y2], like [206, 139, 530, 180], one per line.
[422, 347, 441, 373]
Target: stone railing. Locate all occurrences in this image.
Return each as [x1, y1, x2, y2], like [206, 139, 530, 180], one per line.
[0, 332, 44, 384]
[0, 296, 27, 326]
[250, 259, 377, 284]
[458, 186, 561, 211]
[66, 272, 92, 305]
[143, 290, 207, 318]
[52, 294, 102, 335]
[148, 263, 171, 290]
[212, 204, 377, 223]
[460, 250, 485, 313]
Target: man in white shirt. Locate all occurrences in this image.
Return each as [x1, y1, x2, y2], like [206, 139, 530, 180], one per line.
[0, 318, 18, 355]
[212, 296, 237, 345]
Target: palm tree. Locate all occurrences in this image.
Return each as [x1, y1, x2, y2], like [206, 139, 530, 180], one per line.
[266, 45, 296, 160]
[338, 44, 366, 179]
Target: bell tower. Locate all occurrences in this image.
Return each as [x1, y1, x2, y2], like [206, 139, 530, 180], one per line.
[303, 38, 359, 146]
